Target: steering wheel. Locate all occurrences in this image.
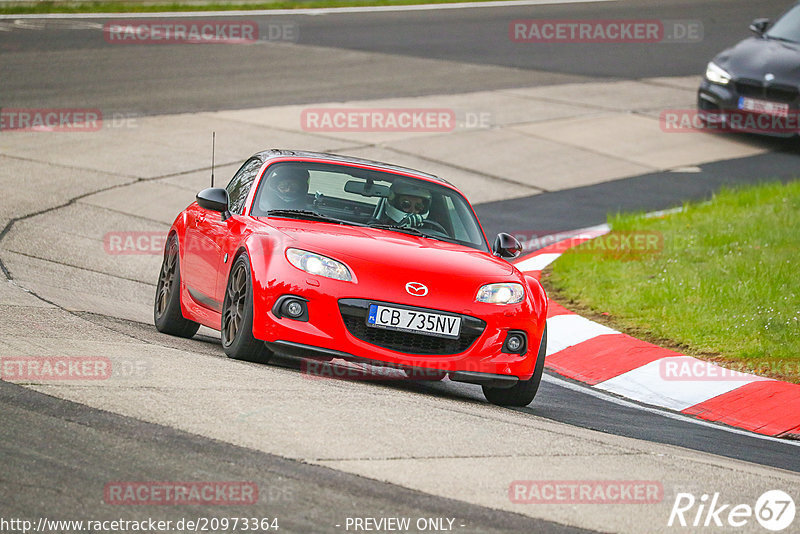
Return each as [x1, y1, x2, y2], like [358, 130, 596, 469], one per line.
[420, 219, 448, 235]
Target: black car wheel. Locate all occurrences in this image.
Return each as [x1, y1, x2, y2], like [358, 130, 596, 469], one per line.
[221, 253, 272, 364]
[483, 325, 547, 407]
[154, 235, 201, 338]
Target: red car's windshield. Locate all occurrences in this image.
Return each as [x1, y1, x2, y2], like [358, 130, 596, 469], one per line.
[250, 161, 489, 252]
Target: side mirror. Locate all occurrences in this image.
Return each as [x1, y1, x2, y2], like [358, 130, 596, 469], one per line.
[196, 187, 232, 220]
[196, 187, 229, 213]
[492, 233, 523, 259]
[749, 18, 770, 36]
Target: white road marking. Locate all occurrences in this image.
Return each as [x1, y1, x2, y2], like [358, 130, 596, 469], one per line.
[514, 252, 561, 272]
[11, 19, 103, 29]
[545, 313, 617, 355]
[0, 0, 620, 20]
[542, 373, 800, 447]
[594, 356, 767, 411]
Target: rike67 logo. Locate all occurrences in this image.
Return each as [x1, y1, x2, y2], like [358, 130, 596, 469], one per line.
[668, 490, 795, 531]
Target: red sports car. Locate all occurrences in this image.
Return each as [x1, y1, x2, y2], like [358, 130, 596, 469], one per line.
[154, 150, 547, 406]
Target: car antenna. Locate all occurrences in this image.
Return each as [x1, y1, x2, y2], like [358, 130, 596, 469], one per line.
[210, 131, 216, 188]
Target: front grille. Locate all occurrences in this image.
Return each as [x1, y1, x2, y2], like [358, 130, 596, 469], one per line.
[338, 299, 485, 355]
[734, 79, 799, 103]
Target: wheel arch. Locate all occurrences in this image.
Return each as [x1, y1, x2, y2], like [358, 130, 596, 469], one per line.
[524, 273, 548, 349]
[234, 234, 283, 340]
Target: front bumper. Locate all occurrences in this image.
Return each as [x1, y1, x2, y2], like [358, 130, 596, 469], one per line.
[252, 283, 544, 382]
[267, 340, 522, 388]
[697, 79, 800, 137]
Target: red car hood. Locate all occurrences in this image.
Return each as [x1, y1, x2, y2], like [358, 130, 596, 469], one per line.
[255, 217, 515, 280]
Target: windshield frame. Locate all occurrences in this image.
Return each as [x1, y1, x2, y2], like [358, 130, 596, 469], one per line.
[249, 159, 490, 252]
[765, 4, 800, 44]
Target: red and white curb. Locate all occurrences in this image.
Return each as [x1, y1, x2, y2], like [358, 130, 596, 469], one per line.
[514, 225, 800, 439]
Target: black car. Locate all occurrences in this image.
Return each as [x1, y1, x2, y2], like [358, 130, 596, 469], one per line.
[698, 3, 800, 135]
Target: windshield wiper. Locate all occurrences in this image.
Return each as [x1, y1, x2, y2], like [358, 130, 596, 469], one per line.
[368, 222, 472, 246]
[765, 34, 799, 44]
[267, 209, 348, 224]
[367, 222, 429, 237]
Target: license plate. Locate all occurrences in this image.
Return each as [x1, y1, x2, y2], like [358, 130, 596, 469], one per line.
[367, 304, 461, 339]
[738, 96, 789, 117]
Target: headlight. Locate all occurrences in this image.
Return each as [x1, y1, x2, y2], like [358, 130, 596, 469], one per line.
[286, 248, 352, 281]
[475, 283, 524, 304]
[705, 62, 731, 85]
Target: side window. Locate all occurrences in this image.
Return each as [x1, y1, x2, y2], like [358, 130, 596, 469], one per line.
[226, 158, 262, 215]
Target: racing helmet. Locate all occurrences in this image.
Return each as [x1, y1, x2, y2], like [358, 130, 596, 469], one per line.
[386, 181, 432, 224]
[266, 166, 310, 206]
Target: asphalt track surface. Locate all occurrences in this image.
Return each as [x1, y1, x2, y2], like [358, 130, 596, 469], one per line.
[0, 0, 795, 114]
[0, 378, 590, 534]
[2, 0, 800, 531]
[475, 147, 800, 238]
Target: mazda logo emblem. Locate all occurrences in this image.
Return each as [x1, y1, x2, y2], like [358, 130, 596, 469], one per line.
[405, 282, 428, 296]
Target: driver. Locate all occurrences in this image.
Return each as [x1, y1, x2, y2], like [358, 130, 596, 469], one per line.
[384, 181, 432, 228]
[264, 166, 310, 210]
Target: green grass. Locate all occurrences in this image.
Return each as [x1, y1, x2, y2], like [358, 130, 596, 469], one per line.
[0, 0, 498, 15]
[544, 180, 800, 383]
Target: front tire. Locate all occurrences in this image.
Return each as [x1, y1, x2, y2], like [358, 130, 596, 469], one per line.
[483, 325, 547, 407]
[154, 235, 200, 338]
[221, 253, 272, 364]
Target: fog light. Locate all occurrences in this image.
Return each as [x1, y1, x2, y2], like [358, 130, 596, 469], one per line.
[506, 335, 523, 352]
[502, 330, 527, 354]
[283, 300, 305, 318]
[272, 295, 309, 321]
[286, 300, 304, 317]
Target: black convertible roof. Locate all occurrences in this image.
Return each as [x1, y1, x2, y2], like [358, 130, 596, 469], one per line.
[254, 149, 451, 186]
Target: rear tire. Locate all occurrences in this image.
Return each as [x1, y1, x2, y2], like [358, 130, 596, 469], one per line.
[154, 235, 200, 338]
[221, 254, 273, 364]
[483, 325, 547, 407]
